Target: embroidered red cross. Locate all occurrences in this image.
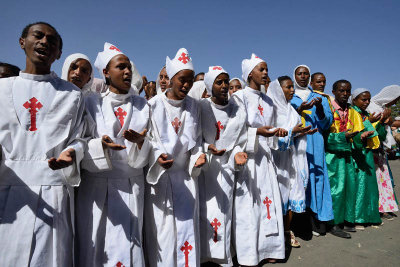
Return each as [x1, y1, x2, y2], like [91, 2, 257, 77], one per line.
[109, 45, 121, 52]
[116, 261, 125, 267]
[23, 97, 43, 131]
[263, 196, 272, 220]
[115, 107, 127, 127]
[215, 121, 224, 140]
[212, 66, 222, 70]
[171, 117, 182, 134]
[258, 104, 263, 116]
[180, 241, 192, 267]
[210, 218, 221, 243]
[178, 52, 190, 64]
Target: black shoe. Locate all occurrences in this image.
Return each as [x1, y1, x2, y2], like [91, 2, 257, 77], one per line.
[343, 224, 356, 232]
[330, 225, 351, 239]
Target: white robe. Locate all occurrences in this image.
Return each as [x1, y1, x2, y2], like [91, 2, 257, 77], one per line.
[0, 72, 86, 266]
[76, 89, 151, 267]
[231, 87, 285, 265]
[144, 91, 203, 267]
[199, 98, 247, 265]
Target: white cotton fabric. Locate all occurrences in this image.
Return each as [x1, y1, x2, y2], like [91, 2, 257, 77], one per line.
[293, 64, 311, 102]
[61, 53, 94, 92]
[94, 42, 123, 82]
[130, 60, 143, 90]
[204, 66, 228, 96]
[229, 77, 245, 90]
[166, 48, 194, 79]
[350, 88, 370, 104]
[188, 80, 207, 100]
[267, 80, 307, 213]
[241, 53, 264, 84]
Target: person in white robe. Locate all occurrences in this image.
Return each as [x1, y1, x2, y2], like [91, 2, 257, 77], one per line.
[0, 22, 86, 266]
[199, 66, 248, 265]
[144, 48, 206, 267]
[61, 53, 94, 93]
[267, 77, 316, 248]
[231, 53, 287, 266]
[229, 77, 245, 96]
[75, 42, 151, 267]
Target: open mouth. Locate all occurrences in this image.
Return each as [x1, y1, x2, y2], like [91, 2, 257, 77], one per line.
[123, 77, 132, 84]
[34, 47, 49, 59]
[71, 76, 82, 82]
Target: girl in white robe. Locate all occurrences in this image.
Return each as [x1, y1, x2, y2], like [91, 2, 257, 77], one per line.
[61, 53, 94, 93]
[155, 66, 170, 95]
[144, 48, 206, 267]
[231, 53, 287, 266]
[199, 66, 248, 265]
[75, 43, 151, 267]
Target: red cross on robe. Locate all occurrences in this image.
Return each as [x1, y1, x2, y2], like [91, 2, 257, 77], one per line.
[215, 121, 224, 140]
[180, 241, 192, 267]
[210, 218, 221, 243]
[263, 196, 272, 220]
[258, 104, 264, 116]
[116, 262, 125, 267]
[171, 117, 182, 134]
[178, 52, 189, 64]
[23, 97, 43, 131]
[114, 107, 127, 127]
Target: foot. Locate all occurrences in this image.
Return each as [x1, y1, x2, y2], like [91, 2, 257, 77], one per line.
[381, 212, 394, 221]
[355, 224, 365, 231]
[330, 225, 351, 239]
[312, 231, 320, 237]
[343, 225, 356, 232]
[290, 231, 301, 248]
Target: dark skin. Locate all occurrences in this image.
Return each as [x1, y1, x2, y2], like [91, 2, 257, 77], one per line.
[229, 79, 242, 96]
[265, 76, 271, 91]
[19, 24, 61, 75]
[159, 67, 170, 92]
[310, 74, 326, 92]
[67, 58, 92, 89]
[0, 66, 18, 78]
[145, 81, 157, 100]
[194, 73, 204, 82]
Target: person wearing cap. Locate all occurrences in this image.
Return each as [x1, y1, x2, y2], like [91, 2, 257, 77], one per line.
[290, 65, 334, 237]
[75, 42, 151, 267]
[144, 48, 206, 267]
[198, 66, 248, 265]
[229, 77, 245, 96]
[231, 53, 288, 265]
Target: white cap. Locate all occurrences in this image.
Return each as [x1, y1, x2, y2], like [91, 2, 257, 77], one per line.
[94, 42, 124, 81]
[204, 66, 228, 95]
[166, 48, 194, 79]
[241, 53, 265, 83]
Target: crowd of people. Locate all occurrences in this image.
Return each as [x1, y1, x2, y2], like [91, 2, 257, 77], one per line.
[0, 21, 399, 267]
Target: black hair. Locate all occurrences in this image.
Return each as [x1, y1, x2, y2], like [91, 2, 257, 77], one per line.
[332, 79, 351, 91]
[311, 72, 324, 82]
[21, 22, 63, 51]
[0, 62, 20, 76]
[194, 72, 205, 79]
[278, 75, 292, 86]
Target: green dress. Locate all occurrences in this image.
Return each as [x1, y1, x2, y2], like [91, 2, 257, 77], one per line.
[351, 105, 381, 224]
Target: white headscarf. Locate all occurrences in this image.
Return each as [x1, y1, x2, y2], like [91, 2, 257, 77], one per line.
[241, 53, 265, 84]
[293, 64, 311, 102]
[187, 80, 207, 100]
[229, 77, 245, 90]
[204, 66, 228, 96]
[61, 53, 94, 91]
[166, 48, 194, 79]
[94, 42, 123, 82]
[130, 60, 143, 90]
[367, 85, 400, 114]
[350, 88, 370, 104]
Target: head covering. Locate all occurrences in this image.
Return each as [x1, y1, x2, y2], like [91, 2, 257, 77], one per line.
[94, 42, 124, 81]
[156, 66, 168, 95]
[293, 64, 311, 101]
[241, 53, 265, 83]
[204, 66, 228, 96]
[61, 53, 94, 92]
[187, 80, 207, 100]
[367, 85, 400, 114]
[229, 77, 245, 90]
[130, 60, 143, 90]
[165, 48, 194, 79]
[350, 88, 370, 104]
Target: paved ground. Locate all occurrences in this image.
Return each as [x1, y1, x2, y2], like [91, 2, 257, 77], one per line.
[264, 159, 400, 267]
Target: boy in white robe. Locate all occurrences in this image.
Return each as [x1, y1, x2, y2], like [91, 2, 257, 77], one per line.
[199, 66, 248, 265]
[231, 53, 288, 266]
[144, 48, 206, 267]
[75, 43, 151, 267]
[0, 22, 86, 266]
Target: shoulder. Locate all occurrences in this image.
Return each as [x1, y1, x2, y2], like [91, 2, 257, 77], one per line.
[131, 95, 149, 111]
[148, 94, 162, 107]
[0, 76, 17, 87]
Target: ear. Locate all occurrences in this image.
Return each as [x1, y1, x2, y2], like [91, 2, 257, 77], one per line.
[19, 37, 25, 50]
[103, 68, 109, 79]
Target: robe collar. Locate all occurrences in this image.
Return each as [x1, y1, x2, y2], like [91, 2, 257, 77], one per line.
[19, 71, 57, 82]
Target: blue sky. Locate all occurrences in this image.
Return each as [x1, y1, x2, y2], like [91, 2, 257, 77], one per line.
[1, 0, 399, 95]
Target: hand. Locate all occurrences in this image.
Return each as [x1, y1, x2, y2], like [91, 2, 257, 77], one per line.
[345, 129, 359, 140]
[234, 152, 248, 166]
[102, 135, 126, 150]
[194, 153, 207, 168]
[157, 153, 174, 169]
[208, 144, 226, 156]
[297, 100, 315, 113]
[313, 97, 323, 108]
[380, 108, 391, 124]
[48, 148, 76, 170]
[123, 129, 147, 149]
[293, 123, 312, 135]
[275, 128, 288, 137]
[257, 126, 279, 137]
[369, 112, 382, 124]
[361, 130, 374, 141]
[305, 128, 318, 135]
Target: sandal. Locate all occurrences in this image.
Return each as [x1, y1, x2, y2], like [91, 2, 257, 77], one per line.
[290, 231, 301, 248]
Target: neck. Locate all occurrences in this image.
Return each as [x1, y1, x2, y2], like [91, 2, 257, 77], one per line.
[248, 80, 261, 91]
[335, 99, 347, 110]
[166, 89, 184, 100]
[24, 60, 51, 75]
[212, 96, 228, 106]
[109, 86, 128, 94]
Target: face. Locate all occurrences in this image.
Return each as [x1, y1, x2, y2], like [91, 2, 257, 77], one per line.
[194, 73, 204, 82]
[159, 67, 170, 92]
[353, 92, 371, 111]
[332, 82, 351, 105]
[229, 79, 242, 96]
[212, 73, 230, 103]
[295, 67, 310, 88]
[67, 58, 92, 89]
[280, 79, 295, 101]
[310, 74, 326, 92]
[170, 69, 194, 100]
[249, 62, 269, 85]
[19, 24, 61, 70]
[103, 54, 132, 92]
[0, 66, 18, 78]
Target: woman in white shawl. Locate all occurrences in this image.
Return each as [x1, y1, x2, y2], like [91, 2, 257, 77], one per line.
[155, 66, 170, 95]
[61, 53, 94, 92]
[366, 85, 400, 219]
[267, 76, 315, 248]
[229, 77, 245, 96]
